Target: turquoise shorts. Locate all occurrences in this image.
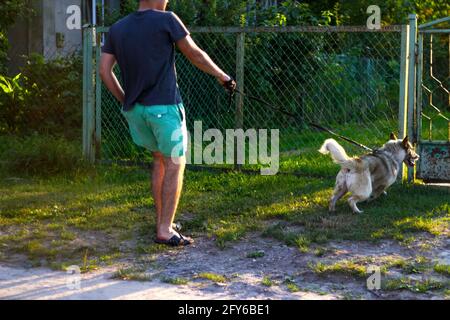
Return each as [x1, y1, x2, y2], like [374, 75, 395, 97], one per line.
[121, 103, 188, 157]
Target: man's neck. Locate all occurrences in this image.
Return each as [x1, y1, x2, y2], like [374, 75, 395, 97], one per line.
[138, 2, 162, 11]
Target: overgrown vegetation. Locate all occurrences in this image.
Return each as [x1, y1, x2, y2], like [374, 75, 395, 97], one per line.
[0, 135, 89, 177]
[0, 52, 83, 176]
[1, 3, 82, 169]
[0, 0, 31, 73]
[0, 53, 82, 138]
[104, 0, 450, 27]
[383, 278, 447, 293]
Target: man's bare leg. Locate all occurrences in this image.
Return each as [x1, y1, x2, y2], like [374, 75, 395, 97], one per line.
[151, 152, 165, 227]
[157, 156, 187, 240]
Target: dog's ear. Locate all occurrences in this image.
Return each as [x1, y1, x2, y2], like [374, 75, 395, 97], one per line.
[402, 136, 409, 149]
[390, 132, 398, 140]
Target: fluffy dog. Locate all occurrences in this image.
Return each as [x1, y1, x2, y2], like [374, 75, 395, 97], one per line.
[319, 133, 419, 213]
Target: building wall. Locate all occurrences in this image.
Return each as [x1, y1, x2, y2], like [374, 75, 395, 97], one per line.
[7, 0, 122, 74]
[42, 0, 82, 58]
[7, 0, 43, 75]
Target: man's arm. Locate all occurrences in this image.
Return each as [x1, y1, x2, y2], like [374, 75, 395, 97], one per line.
[176, 35, 232, 86]
[99, 53, 125, 104]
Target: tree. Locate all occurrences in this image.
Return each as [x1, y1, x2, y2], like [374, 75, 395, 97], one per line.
[0, 0, 32, 73]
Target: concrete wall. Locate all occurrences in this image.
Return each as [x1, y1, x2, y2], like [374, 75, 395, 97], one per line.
[6, 1, 43, 75]
[42, 0, 82, 58]
[7, 0, 122, 74]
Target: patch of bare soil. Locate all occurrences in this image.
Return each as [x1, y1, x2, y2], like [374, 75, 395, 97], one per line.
[1, 233, 448, 300]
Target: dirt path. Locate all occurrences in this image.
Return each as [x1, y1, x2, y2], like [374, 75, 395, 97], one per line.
[1, 234, 449, 300]
[0, 264, 337, 300]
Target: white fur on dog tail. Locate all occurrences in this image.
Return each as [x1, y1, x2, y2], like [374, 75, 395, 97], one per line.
[319, 138, 350, 164]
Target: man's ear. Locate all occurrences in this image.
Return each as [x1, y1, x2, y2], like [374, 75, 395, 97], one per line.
[390, 132, 398, 140]
[402, 136, 409, 148]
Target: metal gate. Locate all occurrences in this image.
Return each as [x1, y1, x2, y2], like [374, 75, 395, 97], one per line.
[414, 16, 450, 182]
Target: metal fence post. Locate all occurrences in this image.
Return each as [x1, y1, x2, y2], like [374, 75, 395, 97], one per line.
[234, 32, 245, 170]
[406, 14, 417, 183]
[82, 25, 96, 164]
[82, 25, 90, 161]
[398, 24, 410, 182]
[95, 30, 102, 160]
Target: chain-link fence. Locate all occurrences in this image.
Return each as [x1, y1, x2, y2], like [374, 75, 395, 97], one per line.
[93, 26, 404, 176]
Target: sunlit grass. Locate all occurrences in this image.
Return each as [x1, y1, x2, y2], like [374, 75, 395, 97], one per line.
[261, 276, 273, 287]
[434, 264, 450, 276]
[196, 272, 227, 283]
[0, 164, 448, 268]
[309, 261, 367, 279]
[383, 278, 448, 293]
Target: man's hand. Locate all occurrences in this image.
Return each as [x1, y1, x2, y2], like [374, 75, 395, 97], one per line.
[217, 74, 236, 93]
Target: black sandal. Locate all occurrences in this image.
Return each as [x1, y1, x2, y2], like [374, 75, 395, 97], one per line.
[154, 233, 193, 247]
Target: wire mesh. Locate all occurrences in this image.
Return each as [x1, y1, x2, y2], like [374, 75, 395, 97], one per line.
[96, 26, 403, 175]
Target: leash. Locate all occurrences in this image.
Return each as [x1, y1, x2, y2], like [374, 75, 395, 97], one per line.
[226, 86, 374, 153]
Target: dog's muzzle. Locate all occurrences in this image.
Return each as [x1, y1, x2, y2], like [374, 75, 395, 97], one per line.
[404, 154, 419, 167]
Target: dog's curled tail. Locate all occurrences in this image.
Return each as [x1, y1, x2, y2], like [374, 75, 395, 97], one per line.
[319, 139, 350, 164]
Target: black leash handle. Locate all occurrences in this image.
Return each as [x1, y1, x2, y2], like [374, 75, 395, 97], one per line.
[232, 88, 374, 153]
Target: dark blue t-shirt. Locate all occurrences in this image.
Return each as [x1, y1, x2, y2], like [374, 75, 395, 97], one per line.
[102, 10, 190, 111]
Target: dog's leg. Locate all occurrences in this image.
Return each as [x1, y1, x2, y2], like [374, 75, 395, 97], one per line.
[348, 195, 365, 214]
[347, 170, 371, 213]
[368, 186, 387, 202]
[330, 186, 347, 212]
[329, 171, 347, 212]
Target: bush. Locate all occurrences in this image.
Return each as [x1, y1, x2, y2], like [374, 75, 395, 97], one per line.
[0, 0, 31, 72]
[20, 53, 83, 139]
[0, 31, 9, 74]
[0, 135, 89, 176]
[0, 73, 31, 134]
[104, 0, 245, 27]
[0, 53, 82, 138]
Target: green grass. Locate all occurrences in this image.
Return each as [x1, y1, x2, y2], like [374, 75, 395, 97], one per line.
[112, 267, 152, 281]
[434, 264, 450, 276]
[294, 236, 311, 253]
[313, 247, 331, 257]
[246, 250, 265, 258]
[0, 160, 448, 268]
[196, 272, 227, 283]
[283, 277, 301, 292]
[286, 282, 300, 292]
[309, 261, 367, 279]
[383, 278, 448, 293]
[261, 276, 273, 287]
[161, 276, 189, 285]
[399, 256, 431, 274]
[0, 135, 91, 177]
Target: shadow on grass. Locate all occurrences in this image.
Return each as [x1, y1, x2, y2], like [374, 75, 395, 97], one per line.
[0, 165, 448, 266]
